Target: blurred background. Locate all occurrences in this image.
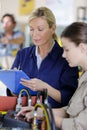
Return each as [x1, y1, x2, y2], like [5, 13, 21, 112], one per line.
[0, 0, 87, 70]
[0, 0, 87, 47]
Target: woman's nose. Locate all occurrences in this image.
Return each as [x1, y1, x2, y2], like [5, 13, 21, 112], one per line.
[62, 51, 66, 58]
[32, 30, 38, 37]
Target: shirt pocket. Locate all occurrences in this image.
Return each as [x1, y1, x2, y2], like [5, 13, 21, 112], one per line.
[67, 97, 84, 117]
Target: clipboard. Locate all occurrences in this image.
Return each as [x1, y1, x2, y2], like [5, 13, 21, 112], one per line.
[0, 70, 37, 95]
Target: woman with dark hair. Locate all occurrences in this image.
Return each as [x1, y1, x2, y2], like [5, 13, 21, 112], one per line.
[53, 22, 87, 130]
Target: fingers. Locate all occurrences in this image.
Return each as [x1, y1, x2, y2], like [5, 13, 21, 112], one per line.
[20, 78, 37, 91]
[24, 108, 43, 122]
[16, 106, 44, 123]
[36, 108, 44, 119]
[25, 111, 34, 122]
[13, 67, 18, 70]
[16, 106, 34, 122]
[17, 106, 34, 117]
[20, 78, 37, 84]
[20, 78, 45, 91]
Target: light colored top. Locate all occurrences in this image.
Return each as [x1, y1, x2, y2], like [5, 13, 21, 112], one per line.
[35, 41, 55, 69]
[62, 71, 87, 130]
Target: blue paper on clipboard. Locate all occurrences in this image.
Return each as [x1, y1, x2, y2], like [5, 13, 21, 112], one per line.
[0, 70, 37, 95]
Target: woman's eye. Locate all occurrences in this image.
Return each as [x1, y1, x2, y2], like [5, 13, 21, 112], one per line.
[30, 29, 34, 31]
[38, 28, 43, 31]
[65, 49, 69, 52]
[64, 48, 69, 52]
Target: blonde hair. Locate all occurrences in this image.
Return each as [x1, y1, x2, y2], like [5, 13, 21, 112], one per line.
[29, 7, 58, 40]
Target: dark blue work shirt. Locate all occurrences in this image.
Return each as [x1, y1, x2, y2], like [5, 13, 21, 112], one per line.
[12, 41, 78, 108]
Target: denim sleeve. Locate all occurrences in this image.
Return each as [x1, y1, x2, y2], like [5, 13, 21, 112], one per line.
[11, 50, 21, 69]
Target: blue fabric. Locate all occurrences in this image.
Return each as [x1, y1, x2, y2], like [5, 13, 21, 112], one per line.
[12, 41, 78, 108]
[0, 30, 24, 56]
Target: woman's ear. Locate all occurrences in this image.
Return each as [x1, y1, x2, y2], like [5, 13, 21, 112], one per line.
[51, 24, 56, 34]
[53, 24, 56, 31]
[79, 43, 87, 53]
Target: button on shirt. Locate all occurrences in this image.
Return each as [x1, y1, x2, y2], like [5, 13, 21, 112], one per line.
[12, 40, 78, 108]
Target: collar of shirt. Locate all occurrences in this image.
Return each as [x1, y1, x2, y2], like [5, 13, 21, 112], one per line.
[35, 41, 55, 69]
[78, 71, 87, 88]
[29, 40, 63, 64]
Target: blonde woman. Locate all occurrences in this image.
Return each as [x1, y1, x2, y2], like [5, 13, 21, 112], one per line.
[12, 7, 78, 108]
